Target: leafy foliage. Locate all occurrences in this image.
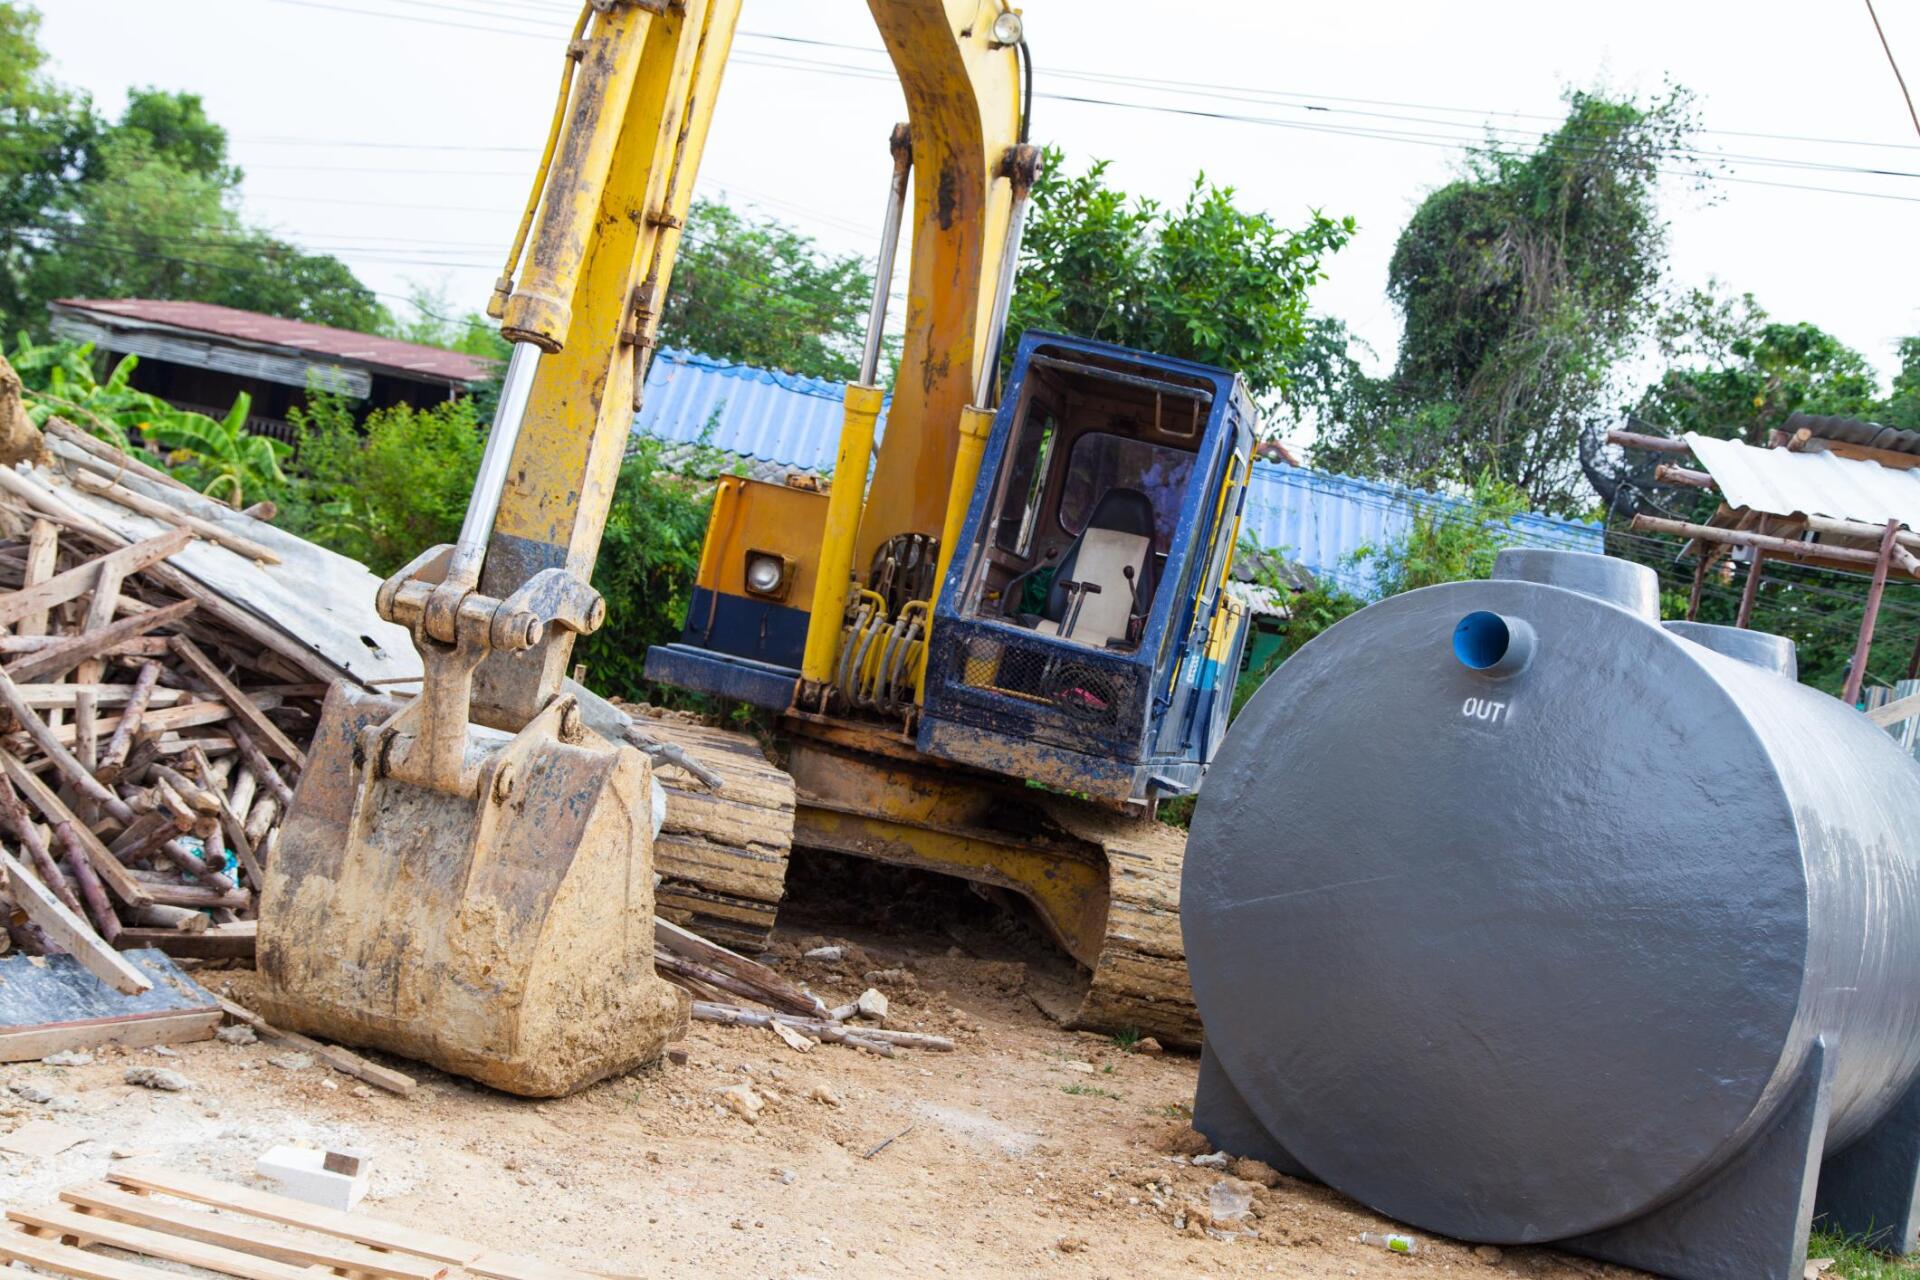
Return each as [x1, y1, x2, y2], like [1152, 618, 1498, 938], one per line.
[280, 393, 484, 576]
[141, 389, 287, 506]
[4, 333, 284, 502]
[1311, 88, 1699, 514]
[574, 436, 728, 699]
[1007, 149, 1353, 402]
[660, 198, 876, 380]
[1634, 289, 1883, 446]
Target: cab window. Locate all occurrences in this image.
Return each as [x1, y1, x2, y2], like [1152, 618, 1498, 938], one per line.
[1058, 432, 1194, 554]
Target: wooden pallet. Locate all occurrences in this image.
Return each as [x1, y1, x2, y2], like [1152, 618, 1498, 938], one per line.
[0, 1165, 605, 1280]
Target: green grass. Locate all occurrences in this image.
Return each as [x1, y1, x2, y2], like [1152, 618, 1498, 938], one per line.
[1061, 1084, 1122, 1101]
[1808, 1231, 1920, 1278]
[1110, 1028, 1143, 1051]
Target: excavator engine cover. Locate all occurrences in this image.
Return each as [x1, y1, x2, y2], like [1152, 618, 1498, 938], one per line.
[256, 684, 688, 1097]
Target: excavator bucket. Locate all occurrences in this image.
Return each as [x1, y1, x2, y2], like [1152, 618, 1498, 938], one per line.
[255, 684, 687, 1097]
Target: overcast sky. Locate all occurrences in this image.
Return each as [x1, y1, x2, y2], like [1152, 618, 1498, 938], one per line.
[35, 0, 1920, 444]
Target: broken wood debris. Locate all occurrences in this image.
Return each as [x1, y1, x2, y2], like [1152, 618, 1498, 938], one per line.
[649, 919, 955, 1058]
[0, 439, 326, 979]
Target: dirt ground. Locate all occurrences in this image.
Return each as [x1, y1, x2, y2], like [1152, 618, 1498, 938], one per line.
[0, 900, 1653, 1280]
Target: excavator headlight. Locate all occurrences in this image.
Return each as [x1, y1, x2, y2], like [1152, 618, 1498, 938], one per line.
[744, 550, 792, 601]
[989, 11, 1023, 46]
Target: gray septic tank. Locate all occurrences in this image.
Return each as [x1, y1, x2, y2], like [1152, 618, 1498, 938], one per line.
[1184, 549, 1920, 1280]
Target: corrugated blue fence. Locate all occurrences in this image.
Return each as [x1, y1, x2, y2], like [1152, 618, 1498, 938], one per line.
[1241, 465, 1601, 594]
[634, 347, 1602, 596]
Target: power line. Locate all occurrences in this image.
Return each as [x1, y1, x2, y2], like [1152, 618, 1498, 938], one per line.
[1865, 0, 1920, 140]
[255, 0, 1920, 195]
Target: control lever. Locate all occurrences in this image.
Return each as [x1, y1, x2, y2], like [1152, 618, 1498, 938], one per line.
[1060, 580, 1102, 640]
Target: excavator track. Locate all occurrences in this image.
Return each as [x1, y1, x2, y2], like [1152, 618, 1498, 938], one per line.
[631, 716, 794, 954]
[632, 723, 1200, 1046]
[1041, 797, 1201, 1048]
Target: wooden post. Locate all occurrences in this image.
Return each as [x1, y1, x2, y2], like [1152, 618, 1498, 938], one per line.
[1687, 555, 1708, 621]
[1736, 551, 1767, 630]
[1842, 519, 1903, 707]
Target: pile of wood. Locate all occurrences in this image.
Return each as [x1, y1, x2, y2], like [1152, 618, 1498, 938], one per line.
[0, 442, 330, 992]
[653, 918, 954, 1057]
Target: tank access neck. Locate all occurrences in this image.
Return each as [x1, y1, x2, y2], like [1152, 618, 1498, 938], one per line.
[1663, 621, 1800, 680]
[1492, 549, 1659, 621]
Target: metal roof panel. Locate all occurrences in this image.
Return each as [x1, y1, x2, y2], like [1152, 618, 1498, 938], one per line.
[1685, 432, 1920, 531]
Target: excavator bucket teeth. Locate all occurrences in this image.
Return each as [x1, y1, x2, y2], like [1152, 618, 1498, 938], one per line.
[256, 684, 687, 1097]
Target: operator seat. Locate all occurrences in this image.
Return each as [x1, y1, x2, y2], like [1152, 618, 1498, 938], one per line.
[1031, 487, 1157, 647]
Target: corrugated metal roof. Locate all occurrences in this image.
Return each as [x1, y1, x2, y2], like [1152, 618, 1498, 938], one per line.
[1240, 464, 1602, 594]
[635, 348, 885, 474]
[1788, 412, 1920, 458]
[1685, 431, 1920, 530]
[53, 298, 497, 385]
[630, 347, 1602, 595]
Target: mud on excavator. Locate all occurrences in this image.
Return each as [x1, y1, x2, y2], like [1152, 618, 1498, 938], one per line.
[256, 0, 1256, 1095]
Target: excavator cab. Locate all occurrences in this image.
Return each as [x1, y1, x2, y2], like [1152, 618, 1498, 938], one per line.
[647, 330, 1257, 808]
[918, 332, 1255, 802]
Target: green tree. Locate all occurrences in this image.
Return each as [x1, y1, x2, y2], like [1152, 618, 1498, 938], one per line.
[0, 3, 97, 331]
[1311, 88, 1698, 514]
[1007, 150, 1353, 402]
[660, 197, 875, 380]
[1634, 289, 1882, 446]
[1886, 338, 1920, 431]
[0, 9, 383, 336]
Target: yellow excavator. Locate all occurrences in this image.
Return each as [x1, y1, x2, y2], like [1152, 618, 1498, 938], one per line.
[257, 0, 1257, 1095]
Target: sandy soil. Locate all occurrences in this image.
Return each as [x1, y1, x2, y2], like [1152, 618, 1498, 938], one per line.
[0, 918, 1651, 1280]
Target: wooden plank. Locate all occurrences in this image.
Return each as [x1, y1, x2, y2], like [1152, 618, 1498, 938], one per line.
[17, 697, 231, 749]
[57, 1185, 448, 1280]
[0, 1007, 218, 1062]
[0, 527, 190, 630]
[115, 922, 256, 961]
[73, 555, 128, 771]
[10, 684, 187, 711]
[9, 1205, 314, 1280]
[1869, 690, 1920, 727]
[43, 419, 206, 500]
[96, 1166, 601, 1280]
[0, 636, 170, 657]
[171, 638, 306, 769]
[106, 1166, 476, 1265]
[16, 519, 58, 636]
[0, 1222, 188, 1280]
[0, 949, 216, 1061]
[0, 750, 149, 907]
[71, 470, 282, 565]
[214, 998, 414, 1096]
[5, 599, 199, 683]
[0, 849, 149, 995]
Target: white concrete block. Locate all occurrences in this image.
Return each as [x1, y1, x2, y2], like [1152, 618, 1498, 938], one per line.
[256, 1144, 370, 1210]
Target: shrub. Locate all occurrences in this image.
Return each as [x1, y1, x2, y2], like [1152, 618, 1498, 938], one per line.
[281, 393, 483, 575]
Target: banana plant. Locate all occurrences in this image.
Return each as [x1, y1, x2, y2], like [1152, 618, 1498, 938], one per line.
[5, 335, 286, 507]
[139, 391, 289, 507]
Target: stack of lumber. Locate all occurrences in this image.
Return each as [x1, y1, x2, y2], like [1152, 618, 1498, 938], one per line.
[1, 1164, 605, 1280]
[0, 422, 413, 987]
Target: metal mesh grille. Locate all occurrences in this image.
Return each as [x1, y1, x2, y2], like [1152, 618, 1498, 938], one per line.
[957, 633, 1126, 728]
